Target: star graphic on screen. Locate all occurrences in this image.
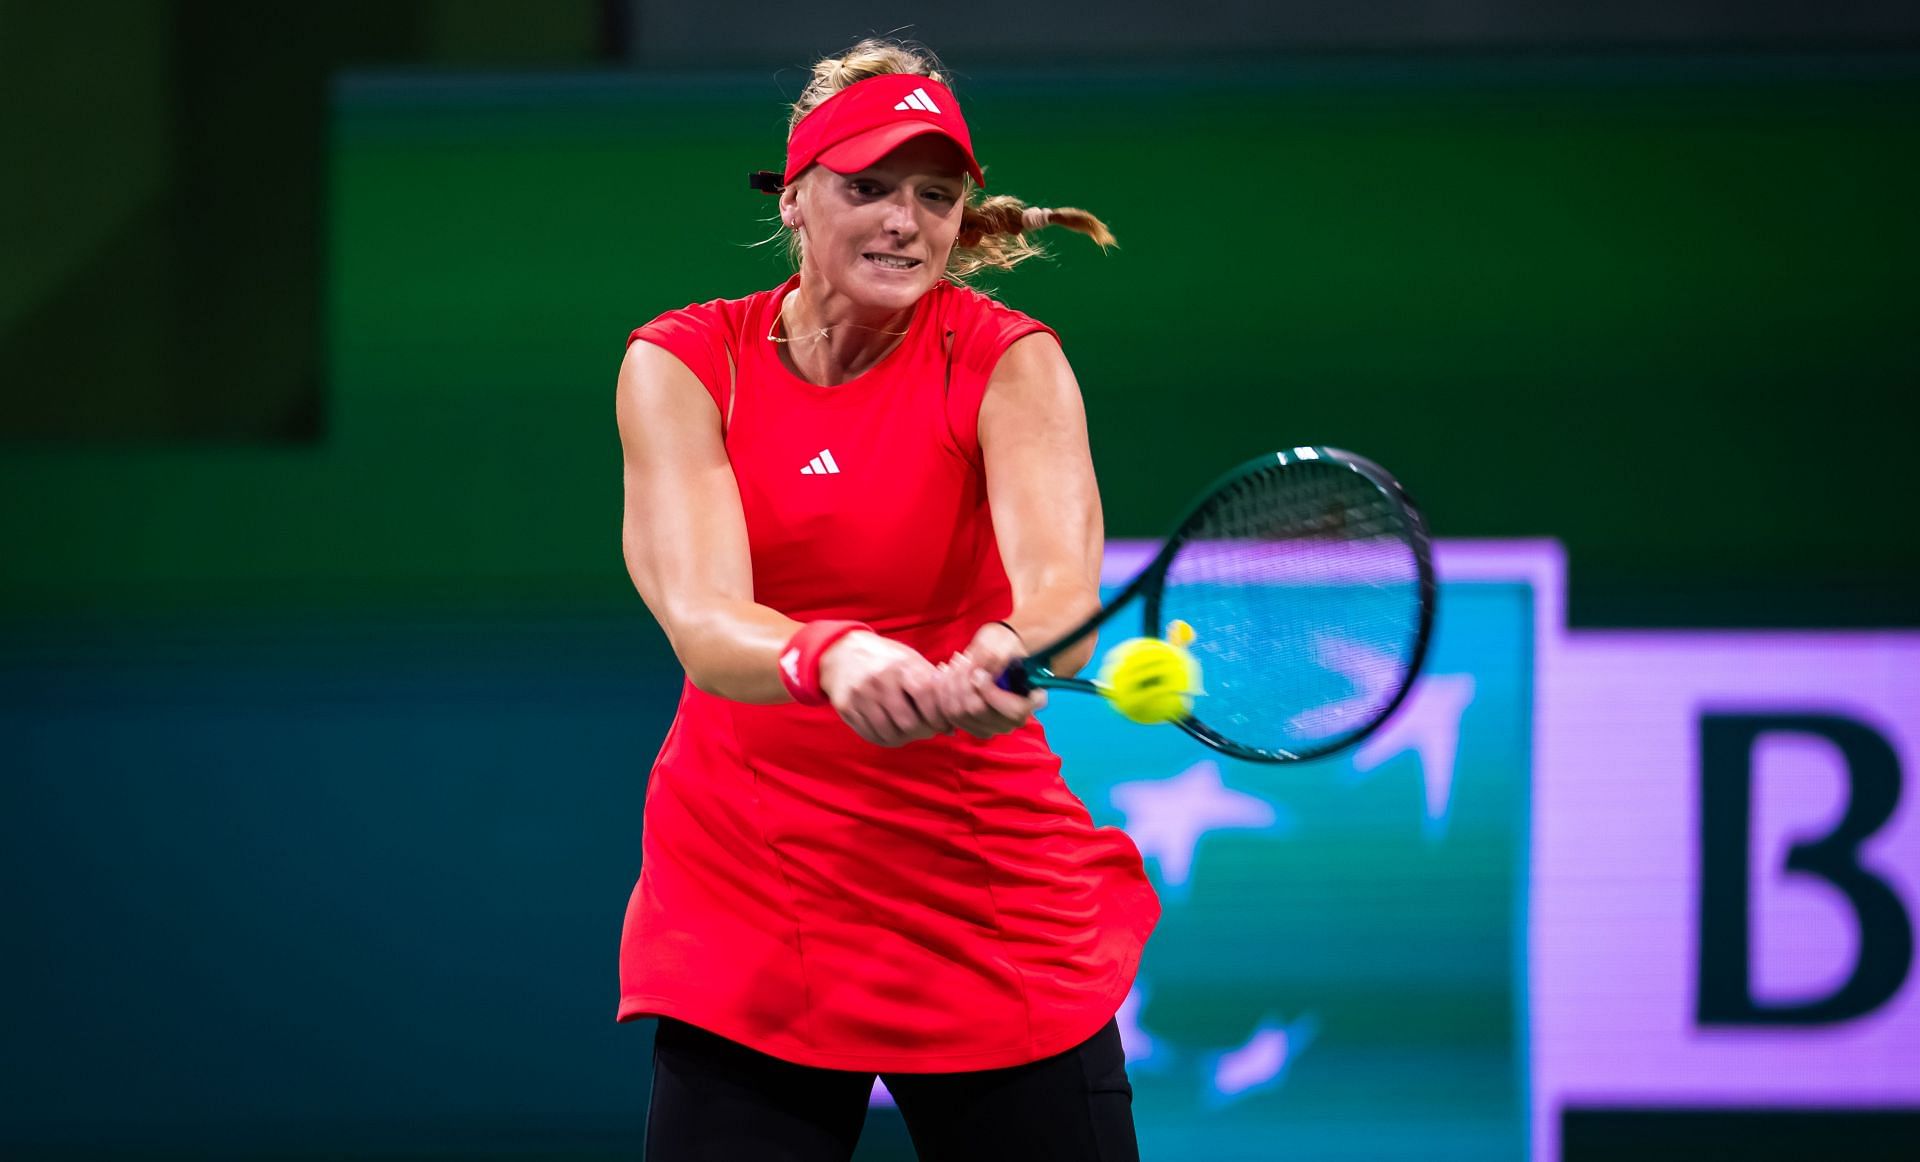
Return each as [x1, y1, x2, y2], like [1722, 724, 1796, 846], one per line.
[1349, 672, 1476, 838]
[1115, 979, 1165, 1071]
[1207, 1012, 1320, 1106]
[1110, 759, 1283, 890]
[1286, 632, 1403, 738]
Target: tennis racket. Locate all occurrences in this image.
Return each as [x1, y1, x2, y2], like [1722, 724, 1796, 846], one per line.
[1001, 446, 1436, 764]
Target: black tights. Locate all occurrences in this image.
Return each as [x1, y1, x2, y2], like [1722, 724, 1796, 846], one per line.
[644, 1017, 1140, 1162]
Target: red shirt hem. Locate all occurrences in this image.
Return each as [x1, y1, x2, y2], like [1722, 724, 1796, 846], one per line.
[614, 942, 1142, 1074]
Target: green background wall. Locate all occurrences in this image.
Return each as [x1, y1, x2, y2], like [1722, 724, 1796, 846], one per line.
[3, 59, 1916, 627]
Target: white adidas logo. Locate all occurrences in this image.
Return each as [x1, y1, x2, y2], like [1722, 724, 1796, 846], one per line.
[800, 449, 842, 475]
[893, 87, 942, 114]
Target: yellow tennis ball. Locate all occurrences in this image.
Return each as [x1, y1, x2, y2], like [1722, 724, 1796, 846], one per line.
[1098, 634, 1204, 725]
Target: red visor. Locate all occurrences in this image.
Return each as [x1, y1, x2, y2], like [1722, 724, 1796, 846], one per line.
[779, 74, 984, 189]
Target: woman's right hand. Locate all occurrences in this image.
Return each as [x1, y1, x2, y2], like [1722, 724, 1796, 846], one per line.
[818, 632, 954, 747]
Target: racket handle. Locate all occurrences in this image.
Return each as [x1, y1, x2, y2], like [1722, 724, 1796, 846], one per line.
[997, 659, 1033, 696]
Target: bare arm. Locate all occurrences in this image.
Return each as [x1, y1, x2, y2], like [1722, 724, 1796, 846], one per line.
[616, 338, 797, 702]
[928, 331, 1105, 738]
[978, 331, 1105, 677]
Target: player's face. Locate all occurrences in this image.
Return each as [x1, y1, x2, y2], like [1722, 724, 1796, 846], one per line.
[795, 136, 969, 311]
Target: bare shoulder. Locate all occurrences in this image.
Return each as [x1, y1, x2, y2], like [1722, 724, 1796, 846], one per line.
[616, 338, 723, 433]
[984, 330, 1079, 407]
[980, 330, 1090, 468]
[618, 336, 703, 394]
[996, 328, 1066, 366]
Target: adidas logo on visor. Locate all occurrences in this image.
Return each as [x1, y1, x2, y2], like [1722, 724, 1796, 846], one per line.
[893, 87, 942, 114]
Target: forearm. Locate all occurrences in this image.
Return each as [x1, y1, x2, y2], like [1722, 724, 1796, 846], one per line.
[656, 597, 804, 704]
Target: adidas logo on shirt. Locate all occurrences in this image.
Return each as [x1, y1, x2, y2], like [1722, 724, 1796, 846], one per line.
[893, 87, 942, 114]
[800, 449, 842, 475]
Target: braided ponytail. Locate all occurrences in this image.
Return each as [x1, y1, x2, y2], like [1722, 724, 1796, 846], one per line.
[950, 195, 1116, 280]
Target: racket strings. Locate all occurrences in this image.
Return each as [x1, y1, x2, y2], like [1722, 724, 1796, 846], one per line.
[1160, 461, 1424, 758]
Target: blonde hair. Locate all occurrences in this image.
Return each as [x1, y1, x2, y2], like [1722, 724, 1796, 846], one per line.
[780, 37, 1115, 280]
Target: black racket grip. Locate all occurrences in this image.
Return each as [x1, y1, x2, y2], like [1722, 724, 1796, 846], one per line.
[997, 659, 1033, 695]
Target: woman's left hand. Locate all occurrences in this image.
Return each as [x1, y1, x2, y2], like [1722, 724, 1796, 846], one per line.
[932, 621, 1048, 740]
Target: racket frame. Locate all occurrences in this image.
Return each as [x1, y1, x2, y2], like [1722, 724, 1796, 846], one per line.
[1004, 446, 1437, 764]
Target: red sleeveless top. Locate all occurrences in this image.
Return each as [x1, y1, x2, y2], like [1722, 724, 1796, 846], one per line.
[617, 276, 1158, 1072]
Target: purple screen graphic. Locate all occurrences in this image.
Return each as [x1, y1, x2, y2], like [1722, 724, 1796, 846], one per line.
[946, 537, 1919, 1158]
[1535, 631, 1920, 1159]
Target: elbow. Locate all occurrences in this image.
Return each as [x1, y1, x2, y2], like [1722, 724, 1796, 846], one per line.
[656, 614, 717, 693]
[665, 629, 733, 699]
[1052, 637, 1098, 679]
[1043, 588, 1105, 677]
[631, 584, 710, 690]
[683, 659, 727, 698]
[622, 550, 717, 690]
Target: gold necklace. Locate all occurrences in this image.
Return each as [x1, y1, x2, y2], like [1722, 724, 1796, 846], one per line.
[767, 295, 910, 345]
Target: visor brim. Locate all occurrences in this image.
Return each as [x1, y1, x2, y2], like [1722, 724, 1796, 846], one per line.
[810, 123, 986, 188]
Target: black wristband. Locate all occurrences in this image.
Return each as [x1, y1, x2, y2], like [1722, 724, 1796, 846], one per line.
[990, 619, 1025, 648]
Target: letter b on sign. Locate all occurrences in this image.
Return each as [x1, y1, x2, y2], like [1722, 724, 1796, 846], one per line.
[1698, 713, 1913, 1025]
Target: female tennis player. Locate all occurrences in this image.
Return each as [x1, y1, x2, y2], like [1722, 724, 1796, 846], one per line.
[615, 38, 1158, 1161]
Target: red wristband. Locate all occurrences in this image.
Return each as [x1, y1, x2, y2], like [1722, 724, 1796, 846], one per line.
[777, 620, 871, 706]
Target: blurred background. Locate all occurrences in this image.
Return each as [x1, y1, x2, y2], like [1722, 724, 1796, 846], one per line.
[3, 2, 1916, 1159]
